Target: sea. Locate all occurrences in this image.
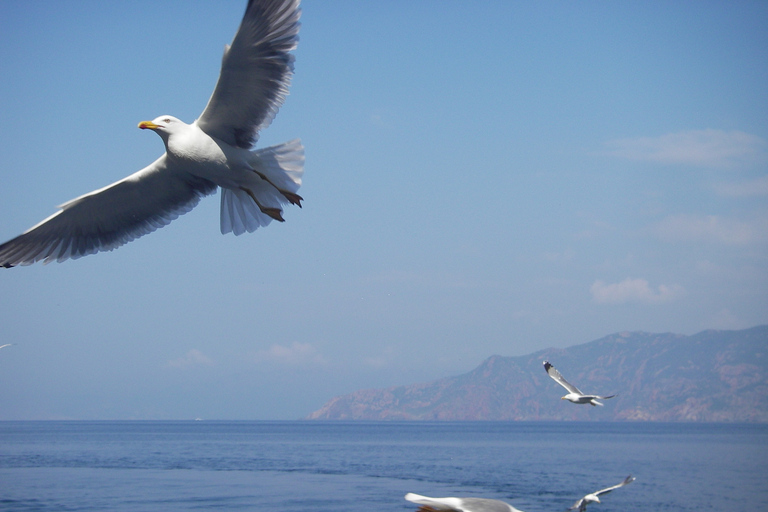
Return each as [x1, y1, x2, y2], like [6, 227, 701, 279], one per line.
[1, 421, 766, 511]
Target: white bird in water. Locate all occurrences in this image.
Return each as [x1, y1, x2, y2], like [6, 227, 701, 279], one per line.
[568, 475, 635, 511]
[543, 360, 616, 406]
[0, 0, 303, 267]
[405, 493, 524, 512]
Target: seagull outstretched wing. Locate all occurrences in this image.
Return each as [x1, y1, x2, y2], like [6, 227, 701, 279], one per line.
[0, 158, 216, 266]
[591, 475, 635, 498]
[543, 360, 583, 395]
[196, 0, 301, 148]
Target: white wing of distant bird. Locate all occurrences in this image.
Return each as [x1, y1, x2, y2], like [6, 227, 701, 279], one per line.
[543, 361, 616, 406]
[568, 475, 635, 511]
[0, 0, 303, 267]
[0, 344, 13, 350]
[405, 493, 524, 512]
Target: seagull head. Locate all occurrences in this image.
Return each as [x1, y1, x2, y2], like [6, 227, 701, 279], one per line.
[138, 115, 185, 141]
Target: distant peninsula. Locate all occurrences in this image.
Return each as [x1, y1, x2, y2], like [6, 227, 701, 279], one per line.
[307, 326, 768, 422]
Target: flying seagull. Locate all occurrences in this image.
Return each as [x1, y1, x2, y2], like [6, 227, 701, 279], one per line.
[0, 0, 303, 267]
[0, 344, 13, 350]
[568, 475, 635, 511]
[543, 360, 616, 406]
[405, 493, 524, 512]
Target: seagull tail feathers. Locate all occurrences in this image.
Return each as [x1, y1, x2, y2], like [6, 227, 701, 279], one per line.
[249, 138, 304, 195]
[220, 139, 304, 235]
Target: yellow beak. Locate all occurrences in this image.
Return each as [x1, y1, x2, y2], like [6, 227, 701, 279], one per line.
[138, 121, 159, 130]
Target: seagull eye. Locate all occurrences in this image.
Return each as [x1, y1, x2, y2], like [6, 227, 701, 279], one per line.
[163, 118, 171, 123]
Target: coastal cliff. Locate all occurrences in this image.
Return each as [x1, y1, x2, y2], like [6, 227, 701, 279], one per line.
[307, 326, 768, 422]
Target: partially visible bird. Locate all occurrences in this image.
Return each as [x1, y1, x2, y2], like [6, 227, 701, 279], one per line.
[543, 360, 616, 406]
[0, 344, 13, 350]
[568, 475, 635, 511]
[0, 0, 303, 267]
[405, 493, 524, 512]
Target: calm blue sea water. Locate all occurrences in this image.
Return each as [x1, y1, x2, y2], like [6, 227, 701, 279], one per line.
[0, 421, 766, 511]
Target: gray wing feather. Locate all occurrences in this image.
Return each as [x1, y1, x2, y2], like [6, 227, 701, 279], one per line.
[196, 0, 301, 149]
[593, 475, 635, 497]
[543, 361, 583, 394]
[0, 156, 216, 267]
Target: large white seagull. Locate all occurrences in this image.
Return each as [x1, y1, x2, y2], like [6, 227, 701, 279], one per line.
[0, 0, 303, 267]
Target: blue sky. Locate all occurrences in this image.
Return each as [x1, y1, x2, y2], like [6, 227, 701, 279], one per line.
[0, 1, 766, 420]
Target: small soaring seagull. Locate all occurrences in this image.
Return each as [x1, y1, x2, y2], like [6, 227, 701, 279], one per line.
[0, 344, 13, 350]
[0, 0, 303, 267]
[405, 493, 524, 512]
[568, 475, 635, 511]
[543, 360, 616, 406]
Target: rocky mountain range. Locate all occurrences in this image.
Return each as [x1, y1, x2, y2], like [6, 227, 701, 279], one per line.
[307, 326, 768, 422]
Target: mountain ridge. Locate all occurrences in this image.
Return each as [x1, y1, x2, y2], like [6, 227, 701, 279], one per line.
[306, 326, 768, 422]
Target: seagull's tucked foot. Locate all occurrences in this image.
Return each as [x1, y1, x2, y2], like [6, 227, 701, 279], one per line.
[261, 207, 285, 222]
[282, 191, 303, 207]
[249, 168, 303, 207]
[238, 186, 284, 222]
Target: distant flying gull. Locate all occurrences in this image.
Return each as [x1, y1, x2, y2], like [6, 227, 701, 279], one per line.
[568, 475, 635, 511]
[0, 344, 13, 350]
[543, 360, 616, 406]
[0, 0, 303, 267]
[405, 493, 524, 512]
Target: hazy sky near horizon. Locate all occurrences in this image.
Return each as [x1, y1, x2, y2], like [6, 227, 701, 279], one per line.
[0, 1, 766, 420]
